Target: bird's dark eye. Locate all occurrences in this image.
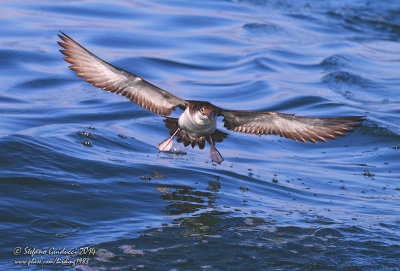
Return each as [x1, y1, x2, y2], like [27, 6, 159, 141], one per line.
[200, 108, 204, 113]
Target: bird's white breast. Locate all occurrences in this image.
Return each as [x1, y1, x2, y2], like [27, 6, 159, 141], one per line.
[178, 109, 216, 137]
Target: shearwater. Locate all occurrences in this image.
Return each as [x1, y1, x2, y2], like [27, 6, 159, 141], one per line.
[58, 32, 364, 164]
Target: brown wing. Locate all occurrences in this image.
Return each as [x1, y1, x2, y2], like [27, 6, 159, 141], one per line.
[58, 32, 187, 116]
[220, 110, 364, 143]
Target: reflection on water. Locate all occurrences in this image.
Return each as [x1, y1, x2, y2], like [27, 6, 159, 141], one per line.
[1, 0, 400, 270]
[76, 185, 400, 270]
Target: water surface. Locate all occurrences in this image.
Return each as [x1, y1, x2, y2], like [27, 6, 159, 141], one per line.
[1, 0, 399, 270]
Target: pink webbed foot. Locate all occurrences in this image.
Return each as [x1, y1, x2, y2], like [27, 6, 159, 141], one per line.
[156, 128, 180, 152]
[210, 146, 224, 164]
[156, 137, 174, 152]
[209, 135, 224, 164]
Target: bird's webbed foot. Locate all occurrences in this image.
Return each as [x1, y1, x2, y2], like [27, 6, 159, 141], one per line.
[209, 136, 224, 164]
[156, 128, 180, 152]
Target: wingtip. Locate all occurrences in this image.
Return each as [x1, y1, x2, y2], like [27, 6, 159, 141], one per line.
[58, 31, 73, 43]
[352, 116, 366, 126]
[57, 34, 64, 42]
[352, 116, 366, 122]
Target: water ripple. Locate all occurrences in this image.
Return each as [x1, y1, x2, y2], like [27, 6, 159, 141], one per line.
[1, 0, 399, 270]
[30, 218, 81, 238]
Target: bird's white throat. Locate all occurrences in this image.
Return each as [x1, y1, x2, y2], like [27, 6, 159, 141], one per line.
[178, 108, 216, 136]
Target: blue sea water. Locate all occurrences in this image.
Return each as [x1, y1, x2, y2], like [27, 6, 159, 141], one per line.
[0, 0, 399, 270]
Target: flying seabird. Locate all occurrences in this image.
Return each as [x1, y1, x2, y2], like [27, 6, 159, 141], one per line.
[58, 32, 364, 164]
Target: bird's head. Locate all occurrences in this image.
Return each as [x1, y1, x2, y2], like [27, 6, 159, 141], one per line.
[190, 101, 218, 121]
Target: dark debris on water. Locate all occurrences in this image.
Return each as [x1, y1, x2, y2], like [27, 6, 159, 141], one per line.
[78, 131, 95, 139]
[140, 176, 152, 181]
[363, 169, 375, 177]
[81, 140, 92, 147]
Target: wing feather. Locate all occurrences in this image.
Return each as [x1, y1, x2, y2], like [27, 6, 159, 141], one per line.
[58, 32, 187, 116]
[221, 110, 364, 143]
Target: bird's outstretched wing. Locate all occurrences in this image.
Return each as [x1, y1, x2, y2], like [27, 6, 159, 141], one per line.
[58, 32, 187, 116]
[220, 110, 364, 143]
